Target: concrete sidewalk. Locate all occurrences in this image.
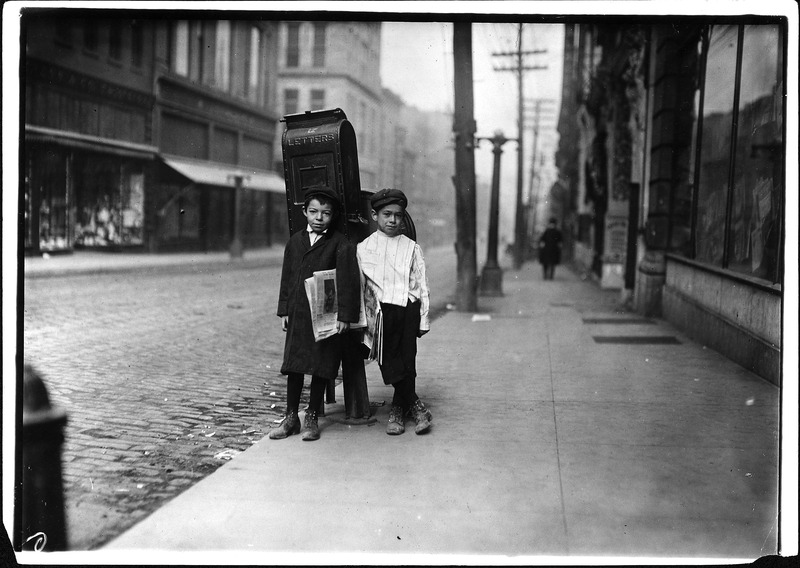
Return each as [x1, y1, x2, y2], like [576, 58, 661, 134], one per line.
[97, 261, 779, 563]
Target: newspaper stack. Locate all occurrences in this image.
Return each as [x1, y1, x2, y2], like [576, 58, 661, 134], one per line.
[304, 269, 368, 343]
[360, 277, 383, 363]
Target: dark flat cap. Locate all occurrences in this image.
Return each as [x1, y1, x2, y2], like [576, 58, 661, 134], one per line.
[370, 188, 407, 211]
[304, 186, 341, 206]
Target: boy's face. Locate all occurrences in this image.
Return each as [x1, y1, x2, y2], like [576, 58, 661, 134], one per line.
[304, 198, 334, 234]
[372, 203, 405, 237]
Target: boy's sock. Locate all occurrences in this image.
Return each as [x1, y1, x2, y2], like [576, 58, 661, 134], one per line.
[286, 373, 304, 413]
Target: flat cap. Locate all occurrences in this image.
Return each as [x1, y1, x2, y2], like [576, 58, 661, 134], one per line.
[370, 188, 408, 211]
[304, 186, 341, 206]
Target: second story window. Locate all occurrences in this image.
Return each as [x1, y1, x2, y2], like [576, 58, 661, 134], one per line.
[284, 89, 299, 115]
[188, 21, 203, 82]
[286, 22, 300, 67]
[108, 21, 122, 60]
[83, 20, 98, 52]
[313, 22, 326, 67]
[131, 20, 143, 68]
[247, 26, 261, 104]
[310, 89, 326, 110]
[172, 20, 189, 76]
[215, 20, 231, 91]
[55, 19, 71, 46]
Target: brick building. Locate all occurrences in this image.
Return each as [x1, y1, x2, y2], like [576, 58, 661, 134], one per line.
[23, 12, 286, 255]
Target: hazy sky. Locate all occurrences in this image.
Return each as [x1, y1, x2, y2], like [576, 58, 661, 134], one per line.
[380, 21, 565, 239]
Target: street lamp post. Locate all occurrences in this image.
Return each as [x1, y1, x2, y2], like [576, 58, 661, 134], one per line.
[478, 131, 516, 296]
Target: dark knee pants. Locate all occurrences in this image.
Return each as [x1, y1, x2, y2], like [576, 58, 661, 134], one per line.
[379, 302, 420, 410]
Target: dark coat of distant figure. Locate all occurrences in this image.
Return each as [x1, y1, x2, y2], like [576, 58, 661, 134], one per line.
[538, 220, 563, 280]
[277, 229, 360, 379]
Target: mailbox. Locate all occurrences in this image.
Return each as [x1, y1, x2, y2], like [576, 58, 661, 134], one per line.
[281, 108, 365, 240]
[281, 108, 415, 243]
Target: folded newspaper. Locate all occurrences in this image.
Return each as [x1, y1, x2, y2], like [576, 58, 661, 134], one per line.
[304, 269, 367, 343]
[361, 278, 383, 364]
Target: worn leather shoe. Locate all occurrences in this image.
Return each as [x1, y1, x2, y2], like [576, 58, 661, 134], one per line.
[411, 399, 432, 435]
[269, 410, 300, 439]
[301, 410, 320, 441]
[386, 404, 405, 435]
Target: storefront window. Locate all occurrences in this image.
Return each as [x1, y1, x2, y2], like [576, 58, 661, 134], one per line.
[694, 25, 738, 266]
[74, 157, 145, 247]
[727, 24, 783, 281]
[689, 23, 785, 284]
[30, 148, 72, 251]
[160, 185, 201, 241]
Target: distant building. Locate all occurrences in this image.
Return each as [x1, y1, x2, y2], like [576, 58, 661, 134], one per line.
[275, 21, 383, 187]
[273, 21, 454, 248]
[23, 12, 286, 255]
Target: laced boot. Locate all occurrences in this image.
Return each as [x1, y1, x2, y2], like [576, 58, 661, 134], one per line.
[386, 404, 405, 435]
[269, 410, 300, 439]
[411, 399, 432, 435]
[301, 410, 320, 441]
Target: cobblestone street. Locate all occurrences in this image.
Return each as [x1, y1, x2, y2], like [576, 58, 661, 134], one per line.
[24, 264, 304, 549]
[22, 247, 456, 550]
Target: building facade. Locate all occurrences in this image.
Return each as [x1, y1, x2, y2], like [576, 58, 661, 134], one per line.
[555, 21, 786, 385]
[275, 21, 383, 188]
[273, 20, 455, 249]
[23, 12, 286, 255]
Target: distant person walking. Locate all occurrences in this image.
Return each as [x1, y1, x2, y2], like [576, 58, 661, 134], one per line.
[538, 217, 563, 280]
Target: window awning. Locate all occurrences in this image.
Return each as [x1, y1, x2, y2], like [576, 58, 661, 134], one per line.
[160, 154, 286, 194]
[25, 125, 158, 159]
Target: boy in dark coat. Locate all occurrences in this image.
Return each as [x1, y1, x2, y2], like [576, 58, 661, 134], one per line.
[271, 187, 360, 441]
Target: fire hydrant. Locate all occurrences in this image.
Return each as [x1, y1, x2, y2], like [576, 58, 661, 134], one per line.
[17, 364, 68, 551]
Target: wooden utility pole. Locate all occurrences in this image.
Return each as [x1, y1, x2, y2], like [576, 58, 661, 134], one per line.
[525, 98, 556, 242]
[493, 25, 547, 269]
[452, 22, 478, 312]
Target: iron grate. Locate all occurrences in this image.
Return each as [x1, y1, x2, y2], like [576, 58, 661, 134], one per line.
[593, 335, 681, 345]
[583, 317, 655, 324]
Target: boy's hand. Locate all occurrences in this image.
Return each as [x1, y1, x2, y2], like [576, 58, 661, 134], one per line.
[417, 329, 429, 338]
[337, 321, 351, 334]
[282, 316, 288, 332]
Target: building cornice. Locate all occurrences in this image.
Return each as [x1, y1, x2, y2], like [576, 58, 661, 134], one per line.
[157, 73, 282, 135]
[26, 58, 155, 109]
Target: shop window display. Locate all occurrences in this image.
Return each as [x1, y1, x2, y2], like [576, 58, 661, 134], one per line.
[695, 25, 738, 266]
[727, 24, 783, 281]
[24, 147, 73, 253]
[691, 23, 784, 284]
[74, 158, 145, 247]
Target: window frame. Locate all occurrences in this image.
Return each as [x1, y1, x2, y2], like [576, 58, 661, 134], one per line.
[286, 22, 300, 67]
[312, 22, 327, 67]
[687, 22, 785, 285]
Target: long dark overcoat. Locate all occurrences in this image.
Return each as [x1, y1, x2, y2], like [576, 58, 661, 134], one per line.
[538, 227, 563, 266]
[277, 230, 360, 379]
